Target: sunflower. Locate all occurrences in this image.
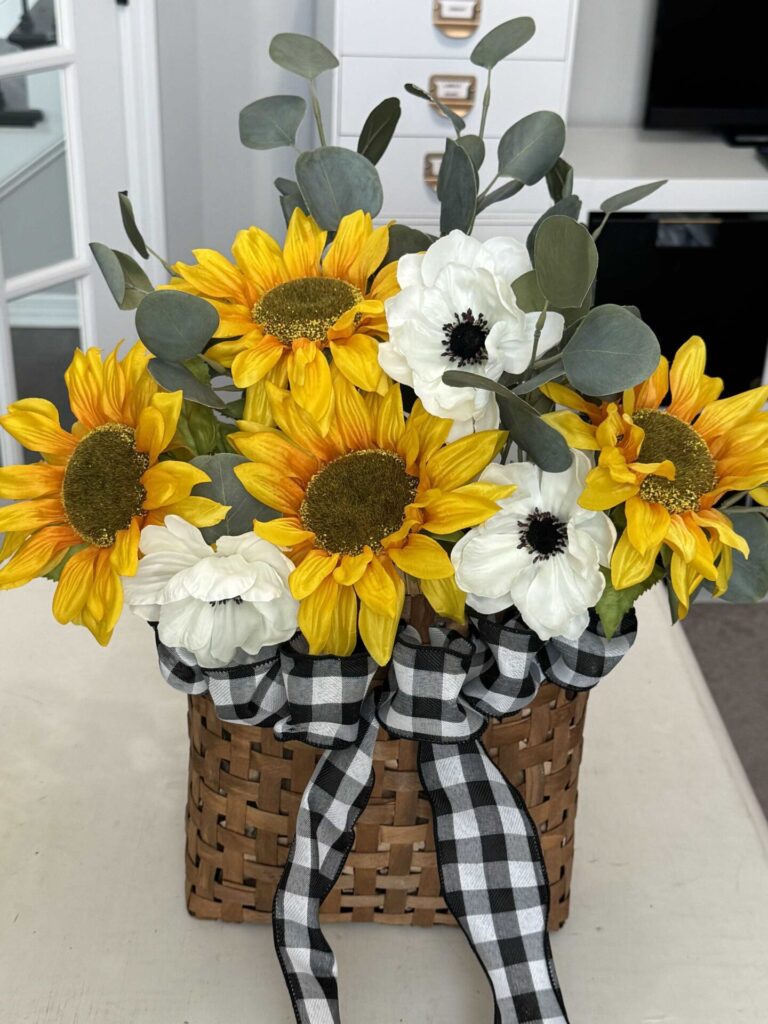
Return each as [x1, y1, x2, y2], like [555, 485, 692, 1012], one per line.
[543, 336, 768, 614]
[0, 343, 228, 644]
[167, 208, 399, 429]
[230, 378, 512, 664]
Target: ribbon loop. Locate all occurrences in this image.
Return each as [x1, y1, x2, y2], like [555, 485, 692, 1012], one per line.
[539, 609, 638, 691]
[464, 612, 544, 718]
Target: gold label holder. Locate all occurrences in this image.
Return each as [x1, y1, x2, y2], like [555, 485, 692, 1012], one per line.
[432, 0, 483, 39]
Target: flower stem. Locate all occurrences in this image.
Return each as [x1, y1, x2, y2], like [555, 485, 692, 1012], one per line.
[719, 490, 749, 510]
[479, 68, 492, 140]
[309, 82, 327, 147]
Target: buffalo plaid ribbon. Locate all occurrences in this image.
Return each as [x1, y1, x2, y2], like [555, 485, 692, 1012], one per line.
[155, 608, 637, 1024]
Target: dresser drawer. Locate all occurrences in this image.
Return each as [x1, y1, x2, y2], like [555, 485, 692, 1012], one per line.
[338, 56, 568, 138]
[335, 0, 576, 61]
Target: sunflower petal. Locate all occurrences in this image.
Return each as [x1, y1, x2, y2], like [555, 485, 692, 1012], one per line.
[420, 575, 466, 622]
[0, 524, 78, 588]
[152, 496, 229, 528]
[231, 337, 285, 388]
[668, 336, 709, 421]
[355, 556, 398, 616]
[290, 549, 339, 599]
[610, 530, 662, 590]
[326, 582, 358, 657]
[297, 575, 339, 653]
[53, 547, 98, 623]
[282, 208, 326, 279]
[142, 461, 211, 510]
[333, 548, 373, 586]
[329, 333, 384, 393]
[625, 496, 670, 554]
[426, 430, 506, 491]
[0, 497, 66, 533]
[0, 408, 77, 458]
[254, 517, 315, 548]
[0, 462, 64, 499]
[388, 534, 454, 579]
[543, 411, 600, 451]
[235, 462, 305, 514]
[109, 519, 141, 576]
[287, 345, 334, 430]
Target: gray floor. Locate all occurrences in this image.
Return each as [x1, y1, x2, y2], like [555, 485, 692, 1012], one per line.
[683, 602, 768, 817]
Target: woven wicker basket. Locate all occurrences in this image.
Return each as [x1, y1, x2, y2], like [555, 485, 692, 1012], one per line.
[184, 681, 587, 930]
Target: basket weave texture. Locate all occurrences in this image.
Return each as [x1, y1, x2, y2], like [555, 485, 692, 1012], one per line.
[185, 682, 587, 929]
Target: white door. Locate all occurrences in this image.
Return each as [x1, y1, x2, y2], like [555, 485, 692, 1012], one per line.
[0, 0, 165, 465]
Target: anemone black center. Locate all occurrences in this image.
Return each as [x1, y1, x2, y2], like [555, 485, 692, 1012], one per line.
[61, 423, 148, 548]
[442, 309, 490, 366]
[253, 276, 362, 343]
[633, 409, 718, 514]
[517, 508, 568, 562]
[300, 449, 419, 556]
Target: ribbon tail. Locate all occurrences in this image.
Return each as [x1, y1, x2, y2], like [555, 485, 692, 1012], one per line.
[419, 739, 570, 1024]
[273, 692, 379, 1024]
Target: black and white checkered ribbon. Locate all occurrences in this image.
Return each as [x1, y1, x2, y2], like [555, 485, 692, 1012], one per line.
[155, 607, 636, 1024]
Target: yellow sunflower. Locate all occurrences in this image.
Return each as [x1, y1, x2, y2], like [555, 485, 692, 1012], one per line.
[230, 378, 511, 664]
[0, 343, 228, 644]
[168, 208, 399, 429]
[543, 336, 768, 614]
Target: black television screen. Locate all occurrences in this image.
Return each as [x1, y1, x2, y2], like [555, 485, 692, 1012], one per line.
[645, 1, 768, 133]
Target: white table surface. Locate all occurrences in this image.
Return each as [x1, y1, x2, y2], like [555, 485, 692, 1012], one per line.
[1, 580, 767, 1023]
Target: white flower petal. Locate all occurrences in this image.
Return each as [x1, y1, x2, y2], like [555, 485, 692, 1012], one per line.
[482, 236, 533, 287]
[420, 230, 487, 286]
[396, 251, 426, 289]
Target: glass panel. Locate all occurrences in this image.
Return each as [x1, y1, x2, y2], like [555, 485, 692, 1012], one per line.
[8, 280, 80, 460]
[0, 0, 58, 60]
[0, 67, 73, 277]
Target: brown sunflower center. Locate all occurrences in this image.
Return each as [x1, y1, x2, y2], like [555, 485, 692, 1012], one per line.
[300, 449, 418, 556]
[252, 276, 362, 343]
[634, 409, 717, 513]
[61, 423, 149, 548]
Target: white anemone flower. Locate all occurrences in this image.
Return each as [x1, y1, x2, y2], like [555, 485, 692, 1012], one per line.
[379, 230, 564, 438]
[124, 515, 299, 668]
[451, 452, 616, 641]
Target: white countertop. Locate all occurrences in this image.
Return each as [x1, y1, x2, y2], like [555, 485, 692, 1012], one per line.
[1, 580, 767, 1023]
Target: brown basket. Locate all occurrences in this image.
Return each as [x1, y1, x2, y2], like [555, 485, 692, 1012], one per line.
[184, 682, 588, 930]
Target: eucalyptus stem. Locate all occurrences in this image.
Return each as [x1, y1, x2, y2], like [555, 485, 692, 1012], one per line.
[477, 173, 499, 204]
[309, 82, 327, 147]
[478, 68, 492, 140]
[524, 302, 549, 379]
[719, 490, 750, 510]
[591, 211, 610, 242]
[148, 246, 174, 277]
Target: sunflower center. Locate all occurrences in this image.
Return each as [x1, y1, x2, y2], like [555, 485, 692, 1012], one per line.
[300, 449, 419, 556]
[634, 409, 718, 513]
[517, 508, 568, 562]
[61, 423, 149, 548]
[442, 309, 490, 366]
[252, 276, 363, 343]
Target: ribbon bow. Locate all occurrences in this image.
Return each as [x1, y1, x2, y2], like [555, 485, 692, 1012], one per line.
[156, 608, 636, 1024]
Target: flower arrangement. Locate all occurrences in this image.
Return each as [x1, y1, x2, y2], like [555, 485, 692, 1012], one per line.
[2, 14, 767, 1024]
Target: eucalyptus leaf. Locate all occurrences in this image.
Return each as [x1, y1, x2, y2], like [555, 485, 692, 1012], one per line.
[600, 179, 667, 214]
[404, 82, 465, 136]
[513, 359, 565, 395]
[534, 215, 598, 308]
[497, 111, 565, 184]
[442, 370, 514, 399]
[268, 33, 338, 80]
[357, 97, 401, 165]
[457, 134, 486, 171]
[595, 564, 664, 640]
[562, 304, 660, 395]
[118, 191, 149, 259]
[239, 94, 307, 150]
[192, 453, 278, 544]
[280, 191, 309, 225]
[148, 359, 225, 409]
[384, 224, 434, 266]
[720, 511, 768, 603]
[274, 177, 300, 196]
[470, 16, 536, 69]
[296, 146, 382, 230]
[90, 243, 152, 310]
[526, 195, 583, 262]
[136, 290, 219, 362]
[437, 138, 477, 235]
[476, 178, 523, 213]
[512, 269, 546, 313]
[545, 157, 574, 202]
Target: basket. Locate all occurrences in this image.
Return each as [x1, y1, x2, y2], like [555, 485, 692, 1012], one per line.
[184, 680, 588, 930]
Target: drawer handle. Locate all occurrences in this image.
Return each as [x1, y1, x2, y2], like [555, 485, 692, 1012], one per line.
[429, 74, 477, 118]
[432, 0, 482, 39]
[424, 152, 443, 191]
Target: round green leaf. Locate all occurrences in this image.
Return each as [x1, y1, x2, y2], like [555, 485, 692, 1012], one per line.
[192, 454, 278, 544]
[534, 215, 598, 309]
[118, 191, 149, 259]
[457, 134, 486, 171]
[526, 195, 583, 262]
[720, 512, 768, 603]
[136, 290, 219, 362]
[295, 146, 383, 231]
[90, 243, 152, 311]
[562, 304, 661, 395]
[438, 138, 477, 235]
[600, 179, 667, 214]
[148, 359, 225, 409]
[497, 111, 566, 185]
[239, 94, 307, 150]
[384, 225, 433, 266]
[512, 270, 546, 313]
[470, 16, 536, 69]
[269, 33, 338, 80]
[545, 157, 574, 203]
[357, 97, 401, 165]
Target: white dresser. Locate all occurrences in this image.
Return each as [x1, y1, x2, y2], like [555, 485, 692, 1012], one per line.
[316, 0, 581, 240]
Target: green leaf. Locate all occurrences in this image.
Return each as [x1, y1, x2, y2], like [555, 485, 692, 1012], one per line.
[118, 192, 149, 259]
[562, 304, 661, 395]
[192, 453, 279, 544]
[273, 177, 309, 225]
[442, 370, 572, 471]
[136, 290, 219, 362]
[545, 157, 574, 203]
[404, 82, 465, 136]
[437, 138, 477, 235]
[595, 564, 664, 640]
[275, 177, 299, 196]
[512, 270, 546, 313]
[720, 511, 768, 603]
[295, 146, 383, 231]
[600, 179, 667, 214]
[90, 243, 153, 310]
[148, 359, 225, 409]
[475, 178, 523, 214]
[534, 215, 598, 308]
[497, 111, 566, 184]
[357, 97, 401, 165]
[513, 360, 565, 395]
[470, 16, 536, 68]
[239, 94, 307, 150]
[526, 195, 583, 262]
[457, 134, 486, 171]
[383, 224, 433, 266]
[268, 33, 338, 81]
